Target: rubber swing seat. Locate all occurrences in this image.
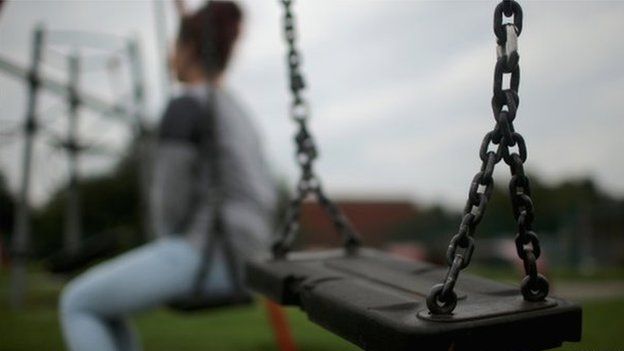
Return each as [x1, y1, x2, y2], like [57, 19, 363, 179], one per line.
[247, 248, 581, 351]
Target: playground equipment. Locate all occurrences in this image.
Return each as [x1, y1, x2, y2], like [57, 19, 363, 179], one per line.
[1, 25, 149, 307]
[247, 1, 582, 350]
[41, 31, 154, 274]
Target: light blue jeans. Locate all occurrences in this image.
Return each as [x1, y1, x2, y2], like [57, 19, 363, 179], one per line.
[59, 237, 232, 351]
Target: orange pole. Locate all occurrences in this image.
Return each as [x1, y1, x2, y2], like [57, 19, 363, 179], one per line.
[263, 299, 298, 351]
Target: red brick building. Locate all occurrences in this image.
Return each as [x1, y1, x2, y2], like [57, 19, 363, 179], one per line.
[299, 199, 419, 248]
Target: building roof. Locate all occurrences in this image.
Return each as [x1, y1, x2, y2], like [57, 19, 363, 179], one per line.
[299, 199, 418, 248]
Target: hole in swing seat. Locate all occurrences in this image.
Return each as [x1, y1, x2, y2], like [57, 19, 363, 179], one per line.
[247, 248, 581, 351]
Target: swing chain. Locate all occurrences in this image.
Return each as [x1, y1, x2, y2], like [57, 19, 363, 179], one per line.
[427, 0, 548, 315]
[272, 0, 361, 259]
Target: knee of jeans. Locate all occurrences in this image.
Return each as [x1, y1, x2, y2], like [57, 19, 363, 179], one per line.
[60, 280, 90, 315]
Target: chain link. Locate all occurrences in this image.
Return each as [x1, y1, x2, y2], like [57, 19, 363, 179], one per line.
[427, 0, 549, 315]
[272, 0, 361, 259]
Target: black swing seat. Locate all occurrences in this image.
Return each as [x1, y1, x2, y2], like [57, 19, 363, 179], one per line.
[247, 248, 581, 351]
[168, 291, 253, 312]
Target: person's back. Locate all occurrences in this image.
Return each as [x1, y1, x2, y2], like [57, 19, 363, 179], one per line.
[152, 83, 276, 263]
[59, 3, 276, 350]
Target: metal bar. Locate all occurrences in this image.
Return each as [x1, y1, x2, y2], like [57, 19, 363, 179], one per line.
[127, 39, 146, 132]
[127, 38, 155, 242]
[45, 30, 127, 51]
[0, 54, 130, 122]
[264, 299, 299, 351]
[9, 25, 44, 309]
[63, 53, 82, 256]
[152, 0, 172, 99]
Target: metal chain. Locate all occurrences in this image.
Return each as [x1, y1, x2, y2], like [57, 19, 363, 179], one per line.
[427, 0, 548, 315]
[271, 0, 361, 259]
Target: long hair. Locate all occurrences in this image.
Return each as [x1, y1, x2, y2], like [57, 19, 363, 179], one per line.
[177, 1, 243, 75]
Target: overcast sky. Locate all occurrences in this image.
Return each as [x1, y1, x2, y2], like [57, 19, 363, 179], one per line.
[1, 0, 623, 209]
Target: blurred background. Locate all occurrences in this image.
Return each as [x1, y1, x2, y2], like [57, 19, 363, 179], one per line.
[0, 1, 623, 350]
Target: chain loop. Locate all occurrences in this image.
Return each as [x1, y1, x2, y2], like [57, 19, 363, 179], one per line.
[272, 0, 361, 259]
[479, 131, 504, 163]
[493, 0, 523, 42]
[521, 273, 549, 301]
[427, 284, 458, 315]
[427, 0, 548, 315]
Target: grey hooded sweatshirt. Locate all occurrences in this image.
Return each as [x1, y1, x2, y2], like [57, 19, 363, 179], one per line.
[150, 83, 277, 262]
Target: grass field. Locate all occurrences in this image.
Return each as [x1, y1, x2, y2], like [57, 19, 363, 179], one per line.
[1, 267, 623, 351]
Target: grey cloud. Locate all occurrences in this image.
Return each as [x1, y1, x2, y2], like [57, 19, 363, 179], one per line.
[0, 0, 622, 209]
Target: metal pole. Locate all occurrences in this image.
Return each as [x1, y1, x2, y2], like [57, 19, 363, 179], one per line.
[127, 39, 154, 242]
[9, 25, 44, 309]
[152, 0, 171, 99]
[63, 53, 82, 256]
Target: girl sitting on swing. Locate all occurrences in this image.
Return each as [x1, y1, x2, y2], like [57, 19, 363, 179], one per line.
[60, 2, 277, 350]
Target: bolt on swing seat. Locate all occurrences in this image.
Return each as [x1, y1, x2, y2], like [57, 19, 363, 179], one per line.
[247, 0, 581, 350]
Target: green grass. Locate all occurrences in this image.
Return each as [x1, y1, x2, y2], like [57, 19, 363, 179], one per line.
[562, 297, 624, 351]
[137, 305, 359, 351]
[1, 267, 623, 350]
[0, 302, 359, 351]
[0, 268, 358, 351]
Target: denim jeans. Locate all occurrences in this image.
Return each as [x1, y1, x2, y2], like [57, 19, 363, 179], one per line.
[60, 237, 232, 351]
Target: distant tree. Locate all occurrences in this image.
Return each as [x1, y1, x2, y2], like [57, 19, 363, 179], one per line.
[389, 175, 624, 265]
[31, 142, 293, 261]
[33, 148, 142, 258]
[0, 172, 14, 235]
